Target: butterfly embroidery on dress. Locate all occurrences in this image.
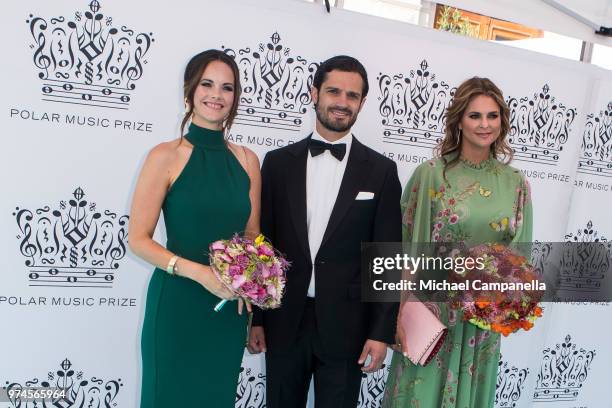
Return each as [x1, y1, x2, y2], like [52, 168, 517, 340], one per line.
[489, 217, 509, 231]
[479, 186, 492, 198]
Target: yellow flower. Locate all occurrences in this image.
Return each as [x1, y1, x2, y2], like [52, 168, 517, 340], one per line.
[254, 234, 265, 246]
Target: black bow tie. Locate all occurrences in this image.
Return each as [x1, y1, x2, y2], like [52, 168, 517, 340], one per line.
[309, 139, 347, 161]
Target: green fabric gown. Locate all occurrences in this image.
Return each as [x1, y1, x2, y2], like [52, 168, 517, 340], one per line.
[140, 123, 250, 407]
[382, 155, 533, 408]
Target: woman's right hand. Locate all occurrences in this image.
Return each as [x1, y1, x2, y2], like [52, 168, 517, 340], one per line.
[207, 279, 235, 300]
[392, 307, 410, 358]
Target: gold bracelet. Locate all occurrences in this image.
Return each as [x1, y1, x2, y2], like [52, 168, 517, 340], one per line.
[166, 255, 179, 275]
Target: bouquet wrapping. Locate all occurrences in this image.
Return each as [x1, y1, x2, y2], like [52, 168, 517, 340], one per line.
[209, 234, 288, 311]
[449, 243, 543, 336]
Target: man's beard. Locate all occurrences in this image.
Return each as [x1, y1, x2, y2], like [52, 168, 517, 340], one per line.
[315, 103, 358, 133]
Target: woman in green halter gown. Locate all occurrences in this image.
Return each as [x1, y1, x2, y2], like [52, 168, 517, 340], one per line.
[383, 77, 533, 408]
[129, 50, 261, 407]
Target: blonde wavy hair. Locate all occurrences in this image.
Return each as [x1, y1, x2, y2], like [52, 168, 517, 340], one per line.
[435, 77, 513, 180]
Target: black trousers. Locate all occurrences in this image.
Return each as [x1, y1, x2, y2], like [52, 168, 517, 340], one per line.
[265, 298, 363, 408]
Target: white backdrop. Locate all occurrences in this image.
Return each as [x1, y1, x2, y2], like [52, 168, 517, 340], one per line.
[0, 0, 610, 407]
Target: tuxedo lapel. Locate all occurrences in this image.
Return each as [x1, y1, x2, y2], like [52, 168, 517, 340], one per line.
[286, 136, 312, 260]
[320, 137, 370, 250]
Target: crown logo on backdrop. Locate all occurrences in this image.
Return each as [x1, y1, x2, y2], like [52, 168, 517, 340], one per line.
[557, 221, 611, 293]
[222, 32, 319, 132]
[531, 241, 553, 276]
[235, 367, 265, 408]
[506, 84, 577, 166]
[533, 334, 596, 402]
[578, 101, 612, 177]
[495, 356, 529, 408]
[13, 187, 129, 288]
[2, 358, 122, 407]
[26, 0, 154, 110]
[378, 60, 455, 149]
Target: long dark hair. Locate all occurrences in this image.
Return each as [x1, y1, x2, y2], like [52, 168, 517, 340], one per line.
[180, 49, 241, 137]
[435, 77, 513, 179]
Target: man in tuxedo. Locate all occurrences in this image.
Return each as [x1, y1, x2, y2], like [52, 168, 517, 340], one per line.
[248, 55, 401, 408]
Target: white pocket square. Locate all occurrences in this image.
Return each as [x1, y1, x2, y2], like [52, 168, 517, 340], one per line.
[355, 191, 375, 200]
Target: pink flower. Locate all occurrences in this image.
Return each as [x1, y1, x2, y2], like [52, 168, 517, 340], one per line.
[449, 214, 459, 224]
[260, 264, 271, 278]
[258, 244, 274, 257]
[245, 284, 266, 300]
[443, 209, 451, 216]
[270, 262, 281, 277]
[231, 274, 246, 289]
[236, 254, 250, 267]
[267, 285, 277, 298]
[439, 186, 445, 193]
[219, 253, 233, 263]
[434, 222, 444, 231]
[448, 198, 456, 206]
[228, 265, 242, 277]
[211, 241, 226, 251]
[246, 244, 257, 254]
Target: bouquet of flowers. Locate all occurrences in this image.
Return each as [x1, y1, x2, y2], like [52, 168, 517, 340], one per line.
[209, 234, 289, 312]
[449, 243, 544, 336]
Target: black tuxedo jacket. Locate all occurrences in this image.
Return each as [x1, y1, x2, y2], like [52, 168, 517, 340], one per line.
[252, 135, 401, 358]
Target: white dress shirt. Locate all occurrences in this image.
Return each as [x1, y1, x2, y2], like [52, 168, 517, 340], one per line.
[306, 130, 353, 297]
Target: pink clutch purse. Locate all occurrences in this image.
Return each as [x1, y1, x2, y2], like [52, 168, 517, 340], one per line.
[398, 299, 447, 366]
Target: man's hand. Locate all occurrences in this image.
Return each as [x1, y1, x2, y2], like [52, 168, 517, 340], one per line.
[247, 325, 267, 354]
[358, 339, 387, 372]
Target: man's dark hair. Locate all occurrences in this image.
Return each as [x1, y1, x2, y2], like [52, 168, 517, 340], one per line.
[312, 55, 369, 98]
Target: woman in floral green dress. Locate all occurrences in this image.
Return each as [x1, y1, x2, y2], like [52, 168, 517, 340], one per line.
[382, 77, 533, 408]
